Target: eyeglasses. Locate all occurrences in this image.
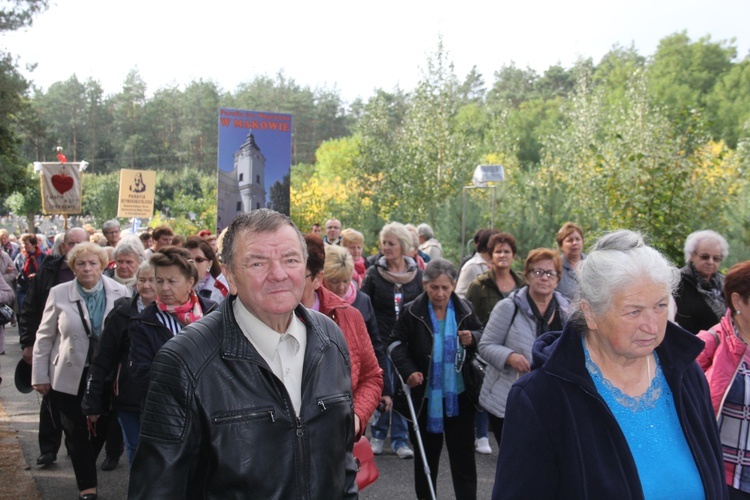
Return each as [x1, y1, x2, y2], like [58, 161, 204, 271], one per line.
[193, 257, 209, 263]
[305, 273, 312, 279]
[694, 253, 722, 263]
[529, 269, 558, 279]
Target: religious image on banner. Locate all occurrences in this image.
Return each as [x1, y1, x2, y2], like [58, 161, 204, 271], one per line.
[216, 108, 292, 230]
[117, 169, 157, 219]
[38, 162, 83, 214]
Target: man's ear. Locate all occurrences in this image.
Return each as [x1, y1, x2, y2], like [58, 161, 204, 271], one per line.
[222, 264, 238, 295]
[580, 300, 598, 332]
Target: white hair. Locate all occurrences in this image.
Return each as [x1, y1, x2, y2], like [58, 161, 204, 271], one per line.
[683, 230, 729, 263]
[577, 230, 679, 316]
[417, 223, 434, 240]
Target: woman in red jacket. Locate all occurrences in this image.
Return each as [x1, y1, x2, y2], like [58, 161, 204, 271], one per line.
[697, 260, 750, 497]
[301, 234, 383, 437]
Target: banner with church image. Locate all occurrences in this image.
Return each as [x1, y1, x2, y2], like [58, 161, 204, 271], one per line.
[216, 108, 293, 230]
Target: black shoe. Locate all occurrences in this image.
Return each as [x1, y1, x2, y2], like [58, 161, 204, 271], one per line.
[37, 452, 57, 466]
[78, 493, 97, 500]
[101, 455, 119, 471]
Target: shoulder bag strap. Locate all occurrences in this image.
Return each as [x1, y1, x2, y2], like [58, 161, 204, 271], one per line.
[75, 300, 93, 339]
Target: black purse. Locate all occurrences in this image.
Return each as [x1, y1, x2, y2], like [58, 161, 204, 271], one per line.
[0, 304, 13, 326]
[462, 354, 487, 408]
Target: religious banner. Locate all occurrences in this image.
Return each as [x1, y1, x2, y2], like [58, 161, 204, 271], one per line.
[117, 169, 157, 218]
[38, 162, 83, 215]
[216, 108, 293, 230]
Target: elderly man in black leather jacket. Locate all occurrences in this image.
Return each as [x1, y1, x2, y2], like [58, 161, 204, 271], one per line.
[129, 209, 358, 499]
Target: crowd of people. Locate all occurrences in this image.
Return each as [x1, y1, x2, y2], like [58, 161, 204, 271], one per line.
[0, 214, 747, 499]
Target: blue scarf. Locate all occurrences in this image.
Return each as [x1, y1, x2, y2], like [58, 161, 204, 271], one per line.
[77, 279, 106, 338]
[426, 300, 462, 433]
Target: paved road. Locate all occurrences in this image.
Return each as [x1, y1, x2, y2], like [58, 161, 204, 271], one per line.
[0, 325, 498, 499]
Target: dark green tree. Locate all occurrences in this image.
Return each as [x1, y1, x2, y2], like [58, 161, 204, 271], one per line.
[268, 174, 290, 216]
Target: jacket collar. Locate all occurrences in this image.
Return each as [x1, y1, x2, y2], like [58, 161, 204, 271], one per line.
[315, 286, 347, 316]
[135, 293, 217, 324]
[219, 295, 331, 370]
[477, 267, 524, 291]
[406, 290, 473, 330]
[509, 287, 572, 320]
[537, 320, 705, 394]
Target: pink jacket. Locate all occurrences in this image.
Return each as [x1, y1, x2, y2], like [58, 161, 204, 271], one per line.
[696, 310, 746, 417]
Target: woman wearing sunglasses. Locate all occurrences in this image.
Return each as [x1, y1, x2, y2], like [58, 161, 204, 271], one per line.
[184, 236, 229, 305]
[675, 230, 730, 334]
[389, 258, 483, 500]
[477, 248, 571, 446]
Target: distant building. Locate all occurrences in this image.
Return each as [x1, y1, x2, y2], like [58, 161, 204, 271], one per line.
[217, 132, 267, 228]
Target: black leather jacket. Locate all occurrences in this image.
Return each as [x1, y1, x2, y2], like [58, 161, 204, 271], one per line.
[128, 296, 358, 499]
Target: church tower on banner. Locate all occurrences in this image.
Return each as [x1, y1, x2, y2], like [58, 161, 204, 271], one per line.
[217, 132, 267, 227]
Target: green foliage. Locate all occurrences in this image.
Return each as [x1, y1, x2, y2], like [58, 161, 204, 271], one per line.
[0, 0, 47, 32]
[4, 165, 41, 221]
[647, 32, 736, 133]
[269, 174, 290, 216]
[8, 31, 750, 272]
[82, 171, 120, 219]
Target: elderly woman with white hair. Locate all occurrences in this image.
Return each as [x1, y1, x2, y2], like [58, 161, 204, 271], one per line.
[674, 230, 730, 334]
[83, 260, 158, 467]
[417, 223, 443, 261]
[493, 230, 726, 499]
[32, 242, 130, 500]
[362, 221, 423, 459]
[104, 236, 146, 294]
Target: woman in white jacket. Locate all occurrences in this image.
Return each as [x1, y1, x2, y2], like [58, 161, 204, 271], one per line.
[32, 242, 129, 500]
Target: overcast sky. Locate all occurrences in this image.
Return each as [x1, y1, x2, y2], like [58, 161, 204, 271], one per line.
[1, 0, 748, 104]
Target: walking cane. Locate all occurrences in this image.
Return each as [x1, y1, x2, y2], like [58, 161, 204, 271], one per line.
[388, 341, 438, 500]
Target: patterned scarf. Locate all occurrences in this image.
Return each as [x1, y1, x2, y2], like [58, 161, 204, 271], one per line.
[156, 290, 203, 325]
[527, 290, 560, 337]
[77, 279, 106, 338]
[689, 262, 726, 320]
[426, 300, 461, 434]
[23, 246, 43, 278]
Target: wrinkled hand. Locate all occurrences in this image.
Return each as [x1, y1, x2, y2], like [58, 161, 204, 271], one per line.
[22, 347, 33, 365]
[406, 372, 424, 388]
[458, 330, 473, 347]
[506, 353, 531, 373]
[33, 383, 50, 396]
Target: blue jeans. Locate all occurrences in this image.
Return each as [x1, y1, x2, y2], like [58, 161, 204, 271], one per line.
[370, 358, 409, 450]
[475, 408, 488, 439]
[118, 410, 141, 467]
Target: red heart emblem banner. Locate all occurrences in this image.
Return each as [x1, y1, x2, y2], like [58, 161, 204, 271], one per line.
[51, 174, 74, 194]
[39, 162, 82, 214]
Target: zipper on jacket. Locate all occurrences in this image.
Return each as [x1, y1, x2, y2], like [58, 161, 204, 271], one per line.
[317, 394, 351, 412]
[211, 408, 276, 424]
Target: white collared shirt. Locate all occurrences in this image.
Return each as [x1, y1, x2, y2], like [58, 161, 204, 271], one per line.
[233, 298, 307, 415]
